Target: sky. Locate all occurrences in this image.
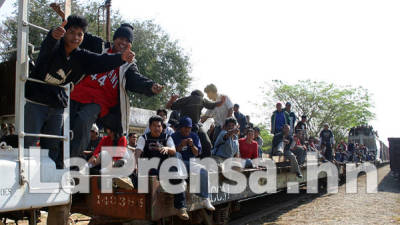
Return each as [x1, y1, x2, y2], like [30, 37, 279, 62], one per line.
[1, 0, 400, 143]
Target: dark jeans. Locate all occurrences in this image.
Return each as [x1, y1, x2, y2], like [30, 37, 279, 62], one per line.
[147, 160, 186, 210]
[211, 124, 222, 145]
[70, 100, 100, 158]
[193, 124, 212, 158]
[324, 144, 333, 161]
[24, 102, 64, 168]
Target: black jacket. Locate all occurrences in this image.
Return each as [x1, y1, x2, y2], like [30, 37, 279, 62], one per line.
[26, 30, 125, 108]
[171, 93, 219, 124]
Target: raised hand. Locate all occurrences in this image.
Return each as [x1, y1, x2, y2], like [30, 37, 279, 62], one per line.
[151, 83, 164, 94]
[121, 43, 135, 63]
[170, 94, 179, 102]
[51, 20, 67, 40]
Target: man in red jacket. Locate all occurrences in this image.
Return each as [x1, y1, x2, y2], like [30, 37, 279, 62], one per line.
[239, 128, 258, 167]
[70, 23, 163, 158]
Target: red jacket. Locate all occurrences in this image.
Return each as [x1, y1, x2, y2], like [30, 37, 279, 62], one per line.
[239, 138, 258, 159]
[71, 49, 120, 118]
[93, 136, 127, 161]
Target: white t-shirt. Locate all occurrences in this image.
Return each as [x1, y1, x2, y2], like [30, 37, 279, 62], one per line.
[205, 94, 233, 127]
[136, 134, 176, 152]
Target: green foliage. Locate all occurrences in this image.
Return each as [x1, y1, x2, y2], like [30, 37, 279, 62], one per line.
[0, 0, 191, 110]
[128, 20, 191, 110]
[262, 80, 375, 142]
[255, 123, 273, 153]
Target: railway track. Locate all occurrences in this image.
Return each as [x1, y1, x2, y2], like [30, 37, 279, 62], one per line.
[228, 188, 323, 225]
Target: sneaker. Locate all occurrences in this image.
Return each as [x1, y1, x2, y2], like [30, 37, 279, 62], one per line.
[296, 172, 303, 179]
[177, 208, 190, 220]
[201, 198, 215, 211]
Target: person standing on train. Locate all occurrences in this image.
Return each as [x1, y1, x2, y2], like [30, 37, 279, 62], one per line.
[135, 116, 189, 220]
[70, 23, 163, 158]
[24, 16, 135, 169]
[166, 90, 226, 158]
[171, 117, 215, 211]
[272, 124, 303, 178]
[201, 84, 234, 144]
[295, 115, 308, 135]
[284, 102, 296, 135]
[271, 102, 290, 135]
[253, 127, 264, 158]
[319, 123, 335, 161]
[233, 104, 248, 138]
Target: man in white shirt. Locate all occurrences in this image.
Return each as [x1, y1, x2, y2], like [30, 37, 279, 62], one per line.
[201, 84, 233, 144]
[135, 115, 189, 220]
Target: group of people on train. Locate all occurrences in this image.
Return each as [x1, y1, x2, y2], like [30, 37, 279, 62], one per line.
[0, 13, 377, 223]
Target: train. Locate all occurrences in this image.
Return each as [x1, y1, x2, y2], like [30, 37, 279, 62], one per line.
[0, 1, 392, 225]
[348, 125, 390, 163]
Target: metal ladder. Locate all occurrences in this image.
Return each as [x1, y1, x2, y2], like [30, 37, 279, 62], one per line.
[14, 0, 71, 185]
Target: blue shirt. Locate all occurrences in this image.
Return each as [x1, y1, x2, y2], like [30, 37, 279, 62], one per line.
[212, 130, 239, 158]
[275, 111, 285, 133]
[171, 131, 202, 161]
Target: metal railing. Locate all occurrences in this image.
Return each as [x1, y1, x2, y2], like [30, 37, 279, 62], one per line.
[15, 0, 70, 185]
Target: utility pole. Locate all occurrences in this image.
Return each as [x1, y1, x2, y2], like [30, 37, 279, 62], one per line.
[105, 0, 111, 42]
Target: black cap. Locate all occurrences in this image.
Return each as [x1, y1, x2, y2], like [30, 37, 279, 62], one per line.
[113, 23, 134, 43]
[102, 113, 122, 134]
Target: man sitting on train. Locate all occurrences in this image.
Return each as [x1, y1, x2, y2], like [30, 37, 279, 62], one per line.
[87, 114, 128, 172]
[291, 134, 306, 165]
[238, 128, 259, 167]
[211, 117, 240, 163]
[70, 23, 163, 160]
[171, 117, 215, 211]
[271, 124, 303, 178]
[135, 116, 190, 221]
[144, 109, 174, 136]
[24, 15, 135, 168]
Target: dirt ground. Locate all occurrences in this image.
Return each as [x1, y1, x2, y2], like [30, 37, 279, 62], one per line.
[247, 165, 400, 225]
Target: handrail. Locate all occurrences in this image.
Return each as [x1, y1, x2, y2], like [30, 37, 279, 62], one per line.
[26, 78, 69, 90]
[15, 0, 71, 187]
[22, 132, 68, 140]
[23, 21, 49, 33]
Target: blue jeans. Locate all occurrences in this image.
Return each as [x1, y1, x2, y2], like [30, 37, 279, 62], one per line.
[70, 100, 100, 158]
[24, 102, 64, 168]
[183, 160, 209, 198]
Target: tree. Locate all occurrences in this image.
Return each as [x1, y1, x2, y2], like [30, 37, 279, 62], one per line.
[255, 124, 273, 153]
[0, 0, 191, 110]
[261, 80, 375, 142]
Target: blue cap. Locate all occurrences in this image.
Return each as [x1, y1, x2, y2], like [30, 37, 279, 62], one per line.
[179, 116, 192, 128]
[286, 102, 291, 106]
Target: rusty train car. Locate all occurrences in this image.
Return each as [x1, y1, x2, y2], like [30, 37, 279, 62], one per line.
[70, 161, 346, 225]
